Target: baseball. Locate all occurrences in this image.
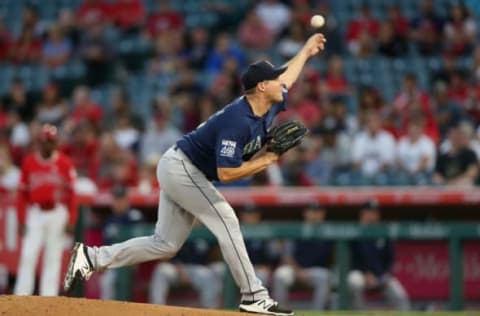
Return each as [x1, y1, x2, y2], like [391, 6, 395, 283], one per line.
[310, 15, 325, 28]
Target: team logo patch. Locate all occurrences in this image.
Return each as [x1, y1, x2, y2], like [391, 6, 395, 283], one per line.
[220, 140, 236, 158]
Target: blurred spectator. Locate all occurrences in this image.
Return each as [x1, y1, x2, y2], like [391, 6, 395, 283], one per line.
[396, 117, 436, 185]
[386, 5, 409, 40]
[327, 97, 358, 135]
[281, 145, 315, 186]
[306, 121, 352, 185]
[110, 0, 145, 35]
[69, 86, 104, 130]
[273, 202, 333, 310]
[79, 22, 113, 87]
[149, 31, 185, 76]
[204, 32, 246, 76]
[409, 0, 444, 56]
[9, 27, 42, 64]
[137, 153, 160, 194]
[443, 4, 476, 57]
[0, 17, 12, 61]
[90, 132, 138, 190]
[61, 121, 98, 177]
[254, 0, 291, 37]
[35, 82, 68, 127]
[42, 24, 72, 69]
[351, 112, 396, 184]
[0, 144, 20, 193]
[358, 86, 387, 129]
[433, 125, 479, 186]
[279, 84, 321, 129]
[150, 222, 222, 308]
[7, 111, 31, 158]
[472, 45, 480, 83]
[140, 102, 181, 163]
[112, 113, 140, 152]
[104, 87, 143, 131]
[433, 82, 464, 139]
[2, 78, 36, 123]
[19, 5, 44, 38]
[377, 21, 407, 58]
[277, 21, 307, 61]
[184, 26, 210, 70]
[320, 56, 351, 102]
[393, 73, 439, 143]
[146, 0, 184, 38]
[197, 93, 218, 123]
[238, 9, 273, 51]
[100, 185, 144, 300]
[348, 200, 410, 310]
[448, 70, 470, 107]
[58, 9, 81, 48]
[431, 53, 459, 87]
[76, 0, 111, 29]
[345, 5, 379, 56]
[209, 58, 242, 106]
[170, 69, 204, 101]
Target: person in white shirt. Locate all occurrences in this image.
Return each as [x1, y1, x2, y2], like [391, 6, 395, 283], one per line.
[254, 0, 291, 36]
[352, 112, 396, 185]
[396, 118, 436, 185]
[140, 110, 182, 163]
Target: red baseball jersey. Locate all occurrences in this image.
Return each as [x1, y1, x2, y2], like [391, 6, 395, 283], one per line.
[17, 151, 78, 227]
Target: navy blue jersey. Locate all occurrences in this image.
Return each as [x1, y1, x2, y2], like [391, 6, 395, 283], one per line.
[245, 239, 276, 266]
[176, 90, 287, 181]
[293, 240, 333, 268]
[350, 239, 394, 277]
[174, 238, 211, 265]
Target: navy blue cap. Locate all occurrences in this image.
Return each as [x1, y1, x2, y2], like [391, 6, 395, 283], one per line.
[241, 60, 287, 90]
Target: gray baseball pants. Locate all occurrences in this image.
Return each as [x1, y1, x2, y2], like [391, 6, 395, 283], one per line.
[88, 147, 268, 301]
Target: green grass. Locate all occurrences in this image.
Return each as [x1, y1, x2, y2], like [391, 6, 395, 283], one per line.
[292, 312, 479, 316]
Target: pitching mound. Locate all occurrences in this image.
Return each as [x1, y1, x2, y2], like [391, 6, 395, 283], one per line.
[0, 295, 247, 316]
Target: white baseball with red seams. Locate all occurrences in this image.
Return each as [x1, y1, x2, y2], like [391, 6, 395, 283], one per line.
[310, 15, 325, 28]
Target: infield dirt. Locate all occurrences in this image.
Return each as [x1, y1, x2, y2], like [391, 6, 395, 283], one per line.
[0, 295, 248, 316]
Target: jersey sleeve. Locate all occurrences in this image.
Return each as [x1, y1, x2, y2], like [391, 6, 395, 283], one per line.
[216, 121, 250, 168]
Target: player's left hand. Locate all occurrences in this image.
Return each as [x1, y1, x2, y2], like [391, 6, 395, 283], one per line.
[303, 33, 326, 57]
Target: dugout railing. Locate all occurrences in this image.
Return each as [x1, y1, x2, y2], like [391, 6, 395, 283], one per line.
[107, 222, 480, 311]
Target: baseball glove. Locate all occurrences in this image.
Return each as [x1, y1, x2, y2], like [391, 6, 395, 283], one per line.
[266, 120, 308, 155]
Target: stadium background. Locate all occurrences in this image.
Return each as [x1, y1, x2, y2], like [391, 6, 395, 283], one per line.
[0, 0, 480, 312]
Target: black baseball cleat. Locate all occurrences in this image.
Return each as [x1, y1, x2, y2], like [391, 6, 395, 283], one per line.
[63, 242, 94, 293]
[239, 298, 294, 316]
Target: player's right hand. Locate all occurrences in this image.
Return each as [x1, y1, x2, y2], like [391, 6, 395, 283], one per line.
[303, 33, 326, 57]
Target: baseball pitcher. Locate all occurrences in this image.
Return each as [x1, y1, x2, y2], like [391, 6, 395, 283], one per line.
[64, 33, 326, 316]
[14, 124, 77, 296]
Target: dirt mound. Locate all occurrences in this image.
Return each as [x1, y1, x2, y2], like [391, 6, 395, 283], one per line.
[0, 295, 246, 316]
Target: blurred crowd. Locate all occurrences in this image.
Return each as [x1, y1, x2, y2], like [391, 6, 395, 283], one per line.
[1, 0, 480, 193]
